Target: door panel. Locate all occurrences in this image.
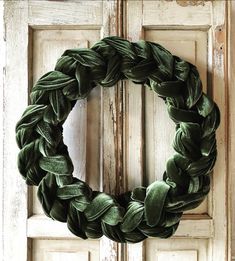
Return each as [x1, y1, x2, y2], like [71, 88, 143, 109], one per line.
[33, 239, 100, 261]
[144, 29, 209, 214]
[146, 238, 209, 261]
[31, 28, 102, 215]
[3, 1, 122, 261]
[124, 0, 227, 260]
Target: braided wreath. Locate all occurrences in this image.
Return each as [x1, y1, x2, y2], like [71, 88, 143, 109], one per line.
[16, 36, 220, 243]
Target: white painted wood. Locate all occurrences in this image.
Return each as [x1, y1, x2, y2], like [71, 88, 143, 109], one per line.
[27, 214, 213, 239]
[31, 28, 101, 214]
[209, 1, 228, 261]
[3, 1, 122, 260]
[28, 1, 103, 26]
[29, 1, 123, 260]
[228, 1, 235, 259]
[125, 0, 229, 260]
[0, 1, 4, 259]
[144, 29, 209, 214]
[47, 251, 89, 261]
[146, 238, 208, 261]
[124, 1, 145, 260]
[3, 2, 29, 261]
[143, 0, 212, 26]
[99, 1, 123, 261]
[32, 239, 100, 261]
[27, 215, 75, 239]
[2, 0, 231, 260]
[157, 250, 197, 261]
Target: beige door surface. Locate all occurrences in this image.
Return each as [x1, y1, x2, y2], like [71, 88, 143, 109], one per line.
[2, 1, 231, 261]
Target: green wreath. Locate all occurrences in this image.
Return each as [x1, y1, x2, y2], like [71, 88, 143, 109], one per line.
[16, 36, 220, 243]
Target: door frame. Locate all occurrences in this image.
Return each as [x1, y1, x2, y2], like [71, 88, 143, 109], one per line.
[1, 1, 234, 260]
[228, 1, 235, 260]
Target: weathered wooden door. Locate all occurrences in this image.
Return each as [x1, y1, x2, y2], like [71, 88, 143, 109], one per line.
[2, 1, 229, 260]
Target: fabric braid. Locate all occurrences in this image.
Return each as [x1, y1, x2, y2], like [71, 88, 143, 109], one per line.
[16, 36, 220, 243]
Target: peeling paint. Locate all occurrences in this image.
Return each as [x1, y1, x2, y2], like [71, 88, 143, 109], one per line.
[215, 25, 225, 46]
[214, 25, 225, 77]
[166, 0, 210, 7]
[215, 25, 225, 55]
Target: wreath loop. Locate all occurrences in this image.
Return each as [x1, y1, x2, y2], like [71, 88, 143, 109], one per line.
[16, 36, 220, 243]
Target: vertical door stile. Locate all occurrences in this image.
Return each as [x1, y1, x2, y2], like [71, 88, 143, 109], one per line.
[228, 1, 235, 259]
[210, 1, 228, 261]
[123, 1, 145, 261]
[100, 1, 124, 261]
[3, 1, 29, 261]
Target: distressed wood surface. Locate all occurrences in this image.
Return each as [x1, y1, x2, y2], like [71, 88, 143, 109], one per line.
[144, 29, 209, 214]
[28, 1, 103, 26]
[143, 0, 211, 26]
[2, 0, 232, 260]
[99, 1, 123, 261]
[209, 1, 228, 261]
[27, 214, 213, 239]
[30, 28, 101, 215]
[3, 1, 123, 261]
[0, 1, 4, 259]
[3, 2, 29, 261]
[228, 1, 235, 260]
[125, 0, 229, 260]
[124, 1, 145, 260]
[146, 238, 208, 261]
[32, 239, 100, 261]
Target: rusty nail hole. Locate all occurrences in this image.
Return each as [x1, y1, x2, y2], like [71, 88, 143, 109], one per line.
[220, 46, 223, 50]
[219, 28, 222, 32]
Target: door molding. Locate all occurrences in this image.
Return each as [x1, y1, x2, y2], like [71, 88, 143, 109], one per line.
[1, 1, 232, 261]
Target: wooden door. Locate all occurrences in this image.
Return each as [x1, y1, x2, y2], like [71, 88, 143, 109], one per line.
[124, 1, 228, 261]
[2, 1, 230, 261]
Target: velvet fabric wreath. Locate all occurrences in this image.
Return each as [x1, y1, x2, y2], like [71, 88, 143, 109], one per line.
[16, 36, 220, 243]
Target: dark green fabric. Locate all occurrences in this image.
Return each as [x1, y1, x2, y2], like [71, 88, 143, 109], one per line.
[15, 36, 220, 243]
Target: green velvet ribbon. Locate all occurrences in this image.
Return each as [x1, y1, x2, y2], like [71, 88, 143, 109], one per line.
[15, 36, 220, 243]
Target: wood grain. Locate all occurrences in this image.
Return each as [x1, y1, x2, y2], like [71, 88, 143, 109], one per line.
[209, 1, 229, 261]
[3, 2, 29, 261]
[228, 1, 235, 260]
[99, 1, 123, 261]
[0, 1, 4, 259]
[27, 214, 213, 239]
[2, 0, 232, 260]
[125, 0, 229, 260]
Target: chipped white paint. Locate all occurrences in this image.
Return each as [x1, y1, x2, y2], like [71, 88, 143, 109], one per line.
[157, 250, 197, 261]
[3, 1, 122, 261]
[3, 2, 29, 261]
[27, 214, 213, 239]
[209, 1, 228, 261]
[124, 1, 145, 260]
[2, 0, 231, 260]
[0, 0, 4, 259]
[143, 0, 212, 26]
[47, 251, 89, 261]
[146, 238, 208, 261]
[31, 28, 101, 215]
[33, 239, 99, 261]
[28, 1, 103, 26]
[144, 29, 209, 215]
[99, 1, 123, 261]
[228, 1, 235, 260]
[125, 0, 229, 260]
